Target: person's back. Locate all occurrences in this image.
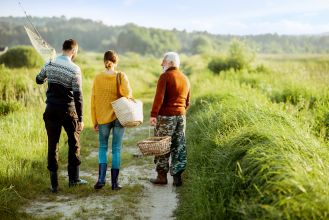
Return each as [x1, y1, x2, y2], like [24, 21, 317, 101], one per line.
[149, 52, 190, 187]
[91, 71, 131, 126]
[36, 39, 86, 193]
[152, 67, 190, 117]
[37, 54, 83, 121]
[92, 50, 132, 190]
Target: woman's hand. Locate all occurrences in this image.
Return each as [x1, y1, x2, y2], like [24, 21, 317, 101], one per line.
[149, 117, 157, 126]
[93, 124, 99, 132]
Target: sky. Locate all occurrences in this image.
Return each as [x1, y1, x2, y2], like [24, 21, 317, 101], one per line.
[1, 0, 329, 35]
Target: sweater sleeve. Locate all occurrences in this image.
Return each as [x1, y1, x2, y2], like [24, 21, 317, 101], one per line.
[91, 79, 97, 126]
[119, 72, 133, 98]
[72, 69, 83, 122]
[36, 63, 48, 84]
[151, 74, 166, 117]
[186, 90, 190, 110]
[186, 78, 191, 110]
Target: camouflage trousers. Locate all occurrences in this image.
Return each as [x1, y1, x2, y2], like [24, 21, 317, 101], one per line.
[154, 115, 187, 176]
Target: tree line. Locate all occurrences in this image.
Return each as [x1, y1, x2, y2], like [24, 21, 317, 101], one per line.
[0, 16, 329, 55]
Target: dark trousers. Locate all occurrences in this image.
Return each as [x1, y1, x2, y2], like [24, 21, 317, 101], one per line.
[43, 105, 81, 172]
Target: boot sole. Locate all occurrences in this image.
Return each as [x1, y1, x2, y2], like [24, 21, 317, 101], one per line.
[150, 181, 168, 185]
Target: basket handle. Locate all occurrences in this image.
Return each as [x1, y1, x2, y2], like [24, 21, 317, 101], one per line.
[149, 126, 159, 137]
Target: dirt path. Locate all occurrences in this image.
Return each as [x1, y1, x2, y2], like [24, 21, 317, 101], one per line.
[137, 174, 177, 219]
[23, 126, 178, 219]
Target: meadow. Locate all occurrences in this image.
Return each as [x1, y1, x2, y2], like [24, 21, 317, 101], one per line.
[177, 54, 329, 219]
[0, 48, 329, 219]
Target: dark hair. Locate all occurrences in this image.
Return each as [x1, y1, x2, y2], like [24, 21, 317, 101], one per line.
[104, 50, 118, 69]
[62, 39, 78, 51]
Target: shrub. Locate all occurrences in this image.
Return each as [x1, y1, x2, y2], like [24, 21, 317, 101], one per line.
[208, 39, 255, 74]
[228, 39, 254, 69]
[208, 56, 228, 74]
[0, 46, 43, 68]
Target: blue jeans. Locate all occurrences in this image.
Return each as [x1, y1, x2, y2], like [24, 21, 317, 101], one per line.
[98, 119, 125, 169]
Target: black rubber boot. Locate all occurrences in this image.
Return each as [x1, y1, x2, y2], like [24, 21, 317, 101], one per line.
[50, 171, 58, 193]
[94, 163, 107, 189]
[111, 169, 122, 190]
[173, 171, 183, 187]
[68, 166, 88, 187]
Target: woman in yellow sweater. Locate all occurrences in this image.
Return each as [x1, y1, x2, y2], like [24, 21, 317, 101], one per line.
[91, 50, 132, 190]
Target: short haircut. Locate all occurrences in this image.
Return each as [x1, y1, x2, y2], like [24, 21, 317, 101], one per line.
[62, 39, 78, 51]
[163, 52, 180, 68]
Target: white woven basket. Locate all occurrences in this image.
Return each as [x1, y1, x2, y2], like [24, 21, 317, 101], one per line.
[111, 97, 143, 127]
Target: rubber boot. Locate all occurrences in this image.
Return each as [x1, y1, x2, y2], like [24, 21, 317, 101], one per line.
[50, 171, 58, 193]
[150, 171, 168, 185]
[173, 170, 183, 187]
[68, 166, 88, 187]
[94, 163, 107, 189]
[111, 169, 122, 190]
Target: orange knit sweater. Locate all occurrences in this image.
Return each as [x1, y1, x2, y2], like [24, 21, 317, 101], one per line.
[151, 67, 190, 117]
[91, 72, 132, 126]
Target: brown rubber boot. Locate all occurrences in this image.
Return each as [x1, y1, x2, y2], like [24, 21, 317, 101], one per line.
[150, 171, 168, 185]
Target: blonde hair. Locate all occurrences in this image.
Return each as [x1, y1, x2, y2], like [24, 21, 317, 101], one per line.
[104, 50, 118, 69]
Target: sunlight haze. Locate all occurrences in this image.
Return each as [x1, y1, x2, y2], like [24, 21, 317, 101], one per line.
[1, 0, 329, 35]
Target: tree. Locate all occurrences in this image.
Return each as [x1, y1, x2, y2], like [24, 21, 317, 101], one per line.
[191, 36, 213, 54]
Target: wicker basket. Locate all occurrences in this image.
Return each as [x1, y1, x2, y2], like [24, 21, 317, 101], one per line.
[137, 136, 171, 156]
[111, 97, 143, 127]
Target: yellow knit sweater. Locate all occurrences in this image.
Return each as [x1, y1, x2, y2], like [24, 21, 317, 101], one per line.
[91, 71, 132, 126]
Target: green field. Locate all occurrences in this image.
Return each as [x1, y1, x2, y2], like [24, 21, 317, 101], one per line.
[1, 49, 329, 219]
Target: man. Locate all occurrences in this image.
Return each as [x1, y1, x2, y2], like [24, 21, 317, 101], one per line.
[36, 39, 87, 193]
[149, 52, 190, 186]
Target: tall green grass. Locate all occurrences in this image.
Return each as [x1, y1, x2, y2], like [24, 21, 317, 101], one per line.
[176, 54, 329, 219]
[177, 79, 329, 219]
[218, 55, 329, 141]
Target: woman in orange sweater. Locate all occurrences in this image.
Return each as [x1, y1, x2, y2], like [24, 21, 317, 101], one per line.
[91, 50, 132, 190]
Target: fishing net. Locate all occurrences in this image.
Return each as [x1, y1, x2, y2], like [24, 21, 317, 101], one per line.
[24, 26, 56, 62]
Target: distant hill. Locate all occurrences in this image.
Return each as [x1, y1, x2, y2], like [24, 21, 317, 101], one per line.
[0, 16, 329, 55]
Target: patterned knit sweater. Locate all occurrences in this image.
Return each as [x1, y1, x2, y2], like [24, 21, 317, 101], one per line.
[91, 72, 132, 126]
[36, 55, 83, 121]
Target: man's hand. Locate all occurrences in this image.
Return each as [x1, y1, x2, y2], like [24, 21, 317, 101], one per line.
[149, 117, 157, 126]
[93, 124, 99, 132]
[78, 121, 84, 131]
